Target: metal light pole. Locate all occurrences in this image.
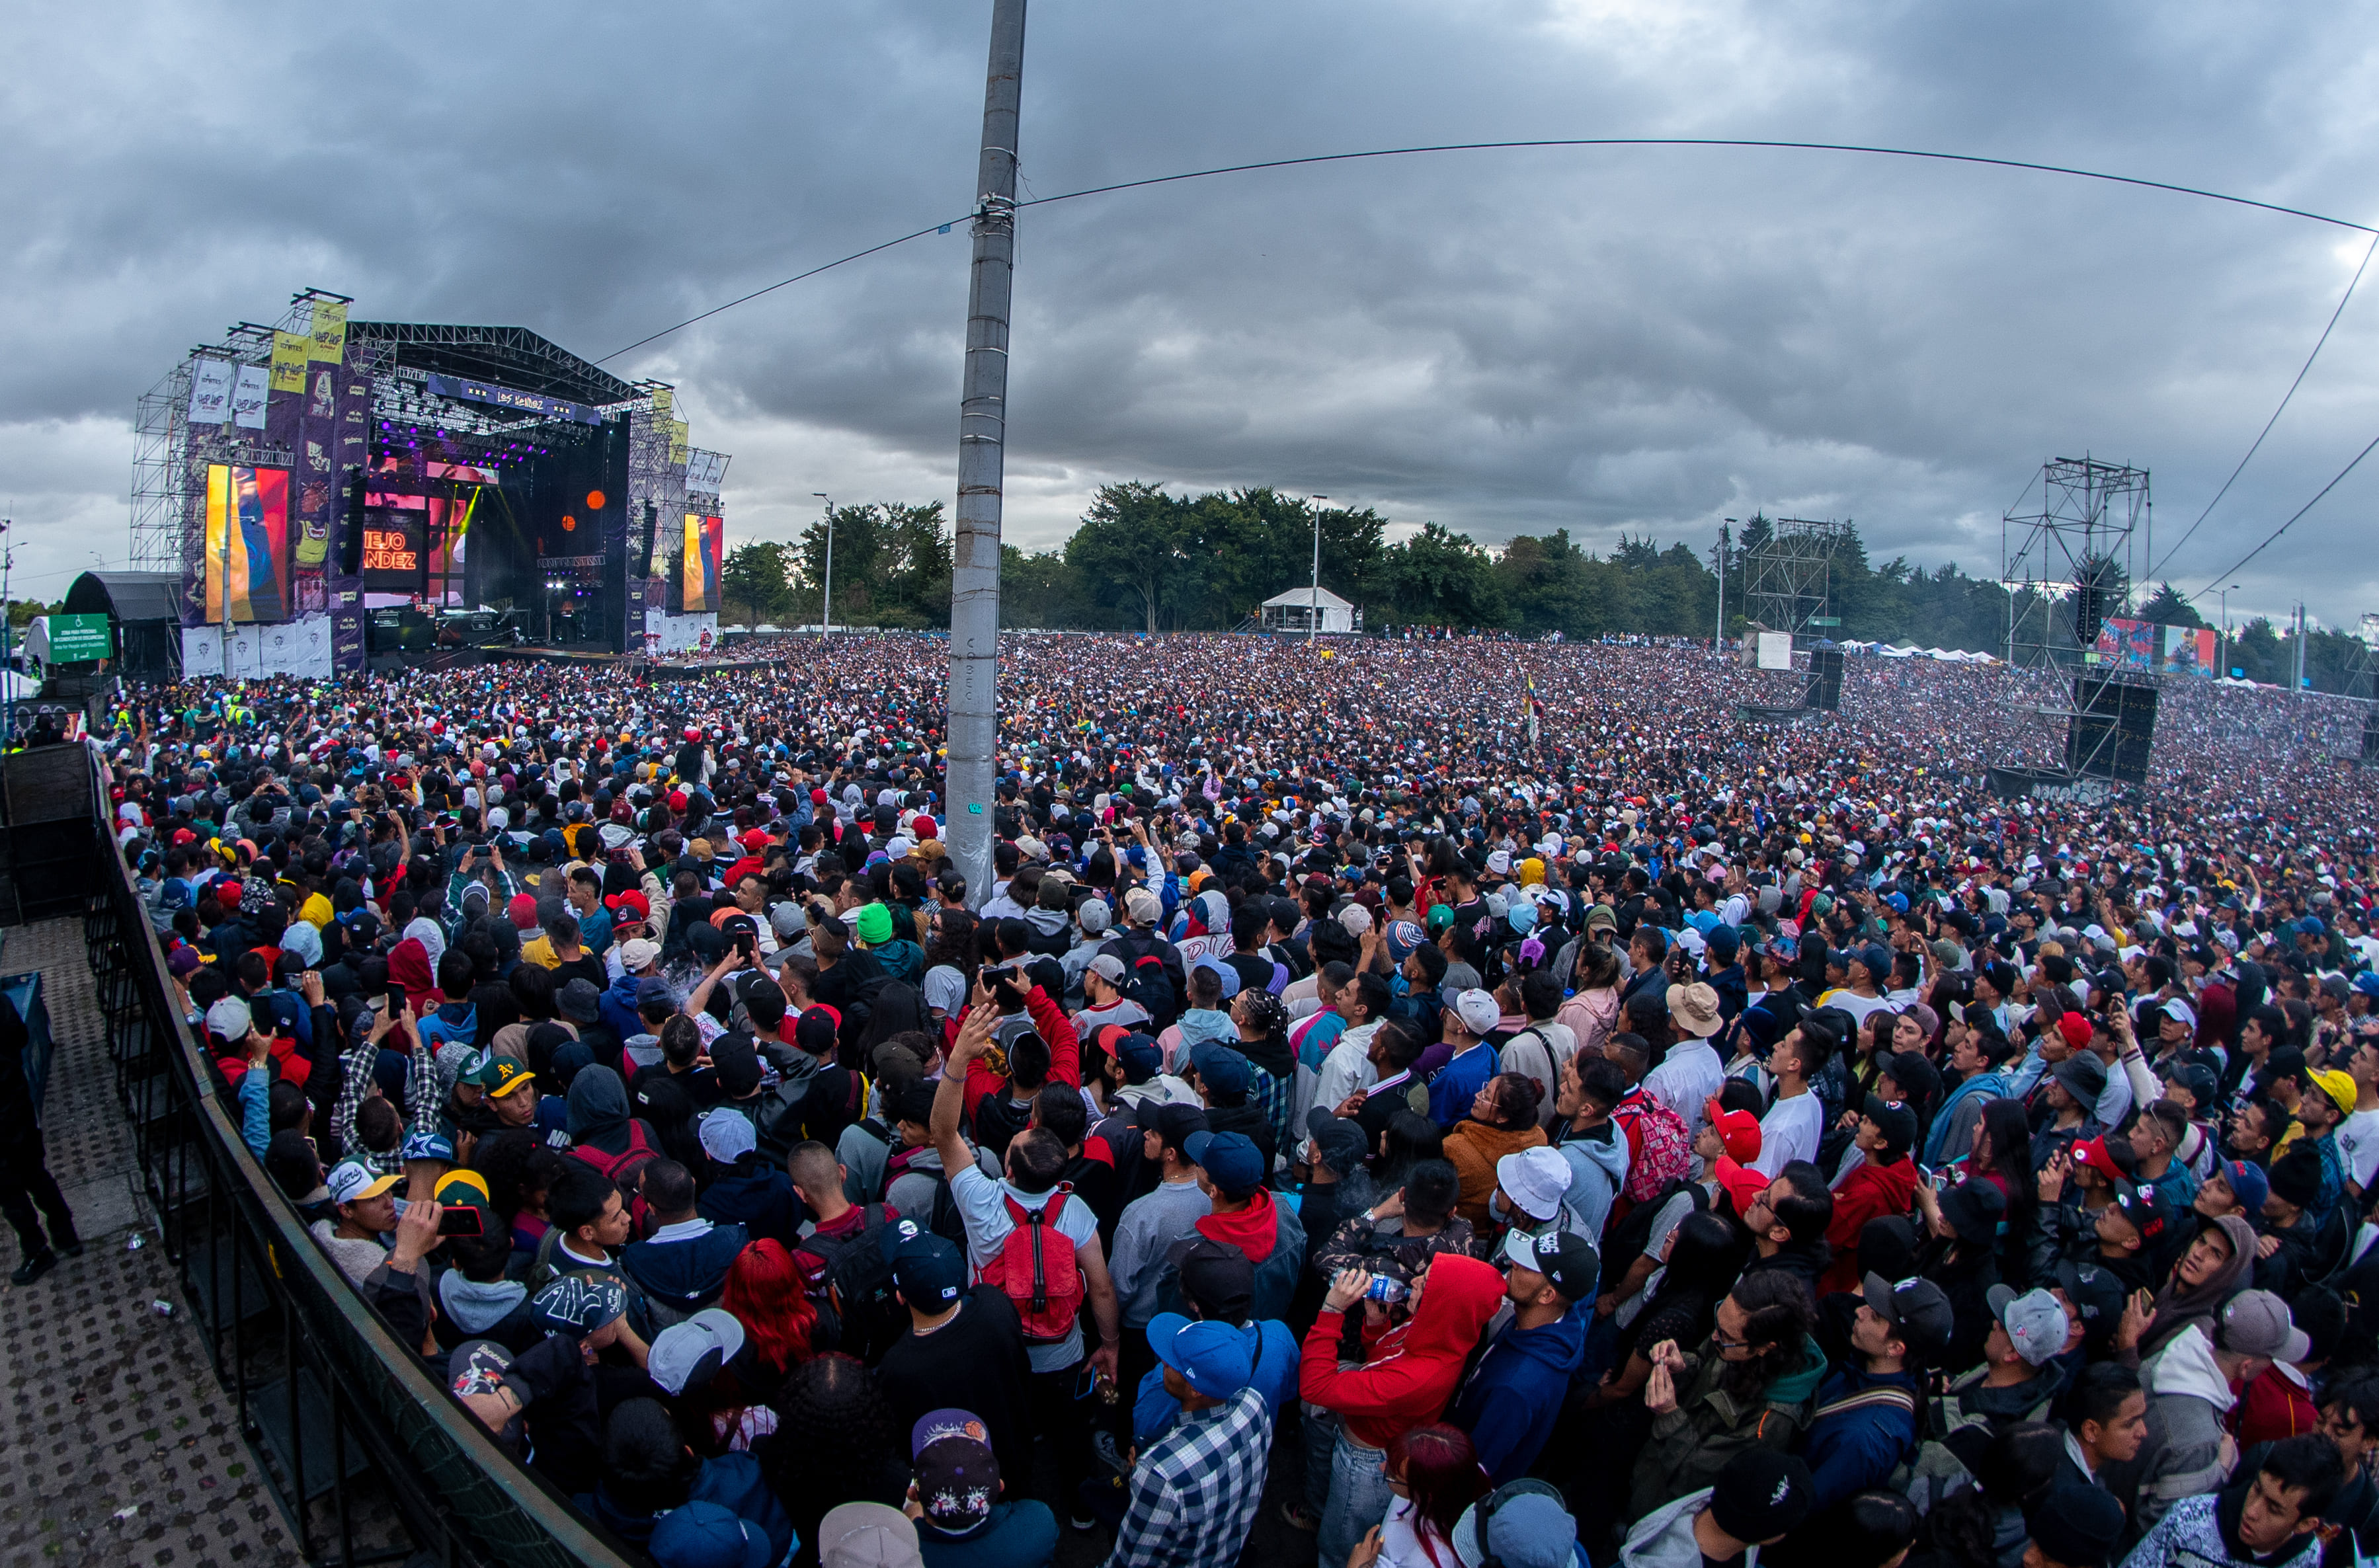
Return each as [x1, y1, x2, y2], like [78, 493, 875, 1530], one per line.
[945, 0, 1026, 909]
[812, 492, 834, 637]
[1308, 494, 1328, 643]
[1716, 519, 1734, 649]
[2218, 582, 2238, 678]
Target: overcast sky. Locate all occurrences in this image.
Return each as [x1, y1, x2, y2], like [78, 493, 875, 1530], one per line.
[3, 1, 2376, 629]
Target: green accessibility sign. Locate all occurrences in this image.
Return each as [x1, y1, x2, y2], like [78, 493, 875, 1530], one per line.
[46, 614, 112, 662]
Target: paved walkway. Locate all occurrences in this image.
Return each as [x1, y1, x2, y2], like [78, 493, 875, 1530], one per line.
[0, 918, 302, 1568]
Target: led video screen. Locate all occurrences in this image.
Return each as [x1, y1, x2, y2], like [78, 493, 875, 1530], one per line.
[204, 463, 292, 623]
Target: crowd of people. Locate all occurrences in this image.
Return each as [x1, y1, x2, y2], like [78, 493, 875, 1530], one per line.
[68, 629, 2379, 1568]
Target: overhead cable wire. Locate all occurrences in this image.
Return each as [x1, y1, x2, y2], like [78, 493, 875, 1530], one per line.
[2150, 230, 2379, 585]
[2195, 424, 2379, 597]
[600, 137, 2377, 363]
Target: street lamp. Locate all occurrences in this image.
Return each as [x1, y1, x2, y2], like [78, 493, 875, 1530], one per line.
[2219, 582, 2240, 678]
[813, 493, 834, 639]
[1308, 494, 1329, 643]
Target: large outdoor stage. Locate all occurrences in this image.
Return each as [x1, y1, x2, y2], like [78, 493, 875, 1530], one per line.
[130, 294, 736, 679]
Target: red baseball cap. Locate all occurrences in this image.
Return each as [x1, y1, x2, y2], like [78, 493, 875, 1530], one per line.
[604, 889, 650, 921]
[2071, 1136, 2125, 1183]
[2056, 1012, 2095, 1053]
[1705, 1096, 1763, 1164]
[1714, 1156, 1770, 1218]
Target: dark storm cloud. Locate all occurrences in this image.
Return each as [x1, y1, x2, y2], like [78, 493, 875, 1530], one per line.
[3, 0, 2374, 624]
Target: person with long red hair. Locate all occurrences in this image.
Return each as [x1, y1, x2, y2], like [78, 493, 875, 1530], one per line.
[721, 1239, 822, 1389]
[1350, 1423, 1488, 1568]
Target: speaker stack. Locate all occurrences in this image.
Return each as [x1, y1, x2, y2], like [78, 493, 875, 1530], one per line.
[2066, 678, 2159, 785]
[1808, 645, 1844, 712]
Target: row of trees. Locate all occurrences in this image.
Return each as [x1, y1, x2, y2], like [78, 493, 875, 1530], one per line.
[710, 490, 2376, 693]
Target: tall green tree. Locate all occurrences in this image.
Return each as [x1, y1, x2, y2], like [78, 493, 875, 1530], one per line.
[720, 540, 793, 631]
[2138, 582, 2207, 627]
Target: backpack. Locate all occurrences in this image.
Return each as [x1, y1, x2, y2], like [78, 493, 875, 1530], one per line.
[1601, 1175, 1709, 1288]
[572, 1120, 661, 1206]
[885, 1146, 967, 1246]
[803, 1204, 908, 1362]
[980, 1185, 1086, 1343]
[755, 1066, 869, 1162]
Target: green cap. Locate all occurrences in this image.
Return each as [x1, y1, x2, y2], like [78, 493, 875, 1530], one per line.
[854, 903, 895, 946]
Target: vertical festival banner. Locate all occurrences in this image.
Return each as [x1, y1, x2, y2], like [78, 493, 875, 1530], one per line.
[329, 333, 372, 672]
[188, 357, 234, 424]
[308, 299, 348, 362]
[270, 329, 309, 394]
[231, 364, 269, 428]
[204, 464, 292, 624]
[294, 361, 336, 568]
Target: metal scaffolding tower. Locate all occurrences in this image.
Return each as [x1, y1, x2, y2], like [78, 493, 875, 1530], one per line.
[1744, 517, 1851, 637]
[2001, 456, 2148, 670]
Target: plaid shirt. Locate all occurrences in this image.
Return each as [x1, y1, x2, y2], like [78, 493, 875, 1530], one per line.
[333, 1030, 436, 1175]
[1103, 1386, 1273, 1568]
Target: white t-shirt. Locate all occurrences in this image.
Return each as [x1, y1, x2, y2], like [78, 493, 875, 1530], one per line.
[2340, 1109, 2379, 1191]
[1817, 990, 1894, 1029]
[948, 1163, 1102, 1372]
[1754, 1089, 1825, 1178]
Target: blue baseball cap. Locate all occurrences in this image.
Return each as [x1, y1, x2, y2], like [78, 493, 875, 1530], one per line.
[1147, 1312, 1254, 1399]
[647, 1501, 770, 1568]
[1182, 1129, 1265, 1198]
[1188, 1042, 1252, 1098]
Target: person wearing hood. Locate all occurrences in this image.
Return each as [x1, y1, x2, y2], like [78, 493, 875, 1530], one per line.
[387, 935, 442, 1019]
[1818, 1097, 1921, 1294]
[2119, 1289, 2308, 1546]
[1173, 960, 1240, 1054]
[1449, 1230, 1595, 1485]
[2121, 1434, 2341, 1568]
[1629, 1270, 1828, 1520]
[1165, 1130, 1303, 1323]
[563, 1064, 661, 1184]
[2126, 1214, 2254, 1367]
[1301, 1252, 1506, 1568]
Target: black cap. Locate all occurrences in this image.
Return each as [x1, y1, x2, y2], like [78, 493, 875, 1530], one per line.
[1861, 1271, 1955, 1361]
[707, 1034, 762, 1098]
[1168, 1234, 1254, 1325]
[2027, 1483, 2125, 1568]
[1707, 1449, 1814, 1546]
[1135, 1100, 1209, 1152]
[2052, 1259, 2128, 1350]
[2106, 1181, 2173, 1246]
[1937, 1177, 2006, 1248]
[1305, 1105, 1369, 1176]
[1861, 1093, 1918, 1157]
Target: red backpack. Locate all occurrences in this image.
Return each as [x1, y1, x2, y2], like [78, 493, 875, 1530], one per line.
[571, 1122, 660, 1228]
[979, 1185, 1086, 1343]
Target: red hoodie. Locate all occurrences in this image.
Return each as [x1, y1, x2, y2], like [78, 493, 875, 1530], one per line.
[955, 986, 1082, 1120]
[1820, 1152, 1921, 1294]
[1196, 1187, 1280, 1262]
[1299, 1253, 1506, 1450]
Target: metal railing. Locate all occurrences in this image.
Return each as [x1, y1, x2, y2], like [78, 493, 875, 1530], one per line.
[80, 749, 643, 1568]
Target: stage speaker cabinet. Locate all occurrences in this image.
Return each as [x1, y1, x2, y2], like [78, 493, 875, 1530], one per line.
[337, 469, 366, 576]
[1808, 645, 1844, 712]
[2066, 677, 2159, 786]
[2362, 709, 2379, 767]
[635, 502, 658, 579]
